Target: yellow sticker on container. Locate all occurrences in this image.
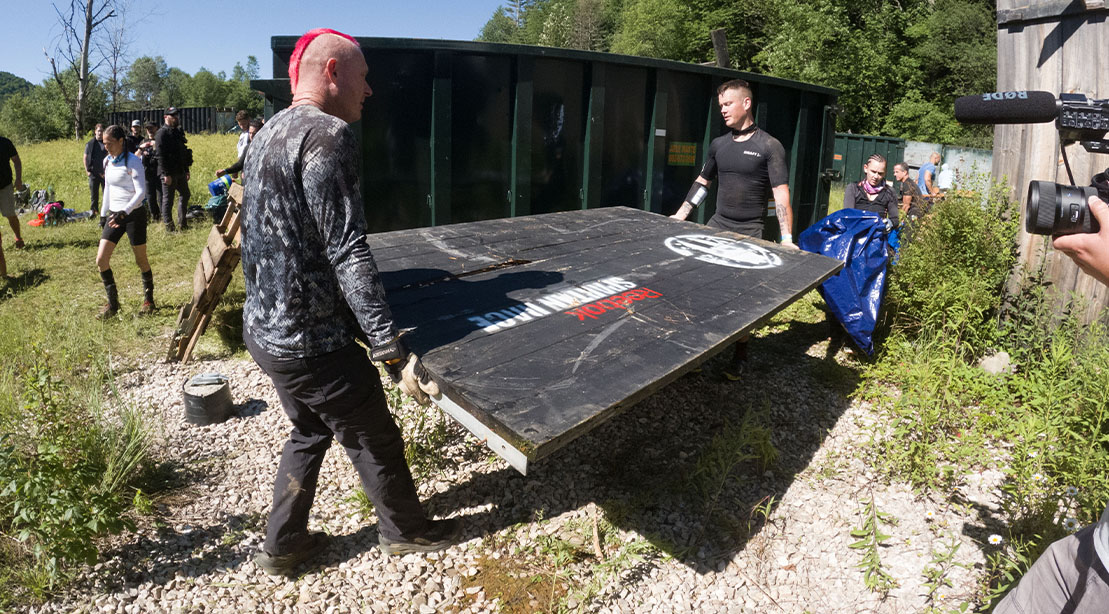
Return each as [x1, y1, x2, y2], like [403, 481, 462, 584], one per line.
[667, 142, 697, 167]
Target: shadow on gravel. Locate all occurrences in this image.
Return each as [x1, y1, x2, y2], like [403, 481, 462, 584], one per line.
[1, 268, 48, 301]
[235, 398, 269, 418]
[418, 313, 861, 585]
[92, 512, 266, 592]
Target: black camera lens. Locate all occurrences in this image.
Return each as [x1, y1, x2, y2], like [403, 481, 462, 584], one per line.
[1026, 181, 1101, 236]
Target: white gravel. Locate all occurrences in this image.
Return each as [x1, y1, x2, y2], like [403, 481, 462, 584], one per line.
[24, 326, 1007, 613]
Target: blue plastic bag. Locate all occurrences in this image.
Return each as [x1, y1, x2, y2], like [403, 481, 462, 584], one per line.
[798, 209, 889, 355]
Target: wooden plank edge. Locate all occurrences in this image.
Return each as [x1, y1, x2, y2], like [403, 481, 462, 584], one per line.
[432, 392, 531, 475]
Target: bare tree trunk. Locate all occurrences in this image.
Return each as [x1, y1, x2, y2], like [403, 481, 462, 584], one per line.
[47, 0, 115, 138]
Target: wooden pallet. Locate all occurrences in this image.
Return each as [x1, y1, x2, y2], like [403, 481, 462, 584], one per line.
[167, 183, 243, 363]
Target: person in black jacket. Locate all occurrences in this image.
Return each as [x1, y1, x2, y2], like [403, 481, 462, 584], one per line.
[83, 124, 107, 216]
[842, 154, 899, 228]
[136, 122, 161, 221]
[154, 107, 191, 231]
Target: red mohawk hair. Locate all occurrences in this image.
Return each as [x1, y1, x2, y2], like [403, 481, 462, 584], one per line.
[288, 28, 358, 90]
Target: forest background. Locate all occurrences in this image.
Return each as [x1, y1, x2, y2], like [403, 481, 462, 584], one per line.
[0, 0, 996, 147]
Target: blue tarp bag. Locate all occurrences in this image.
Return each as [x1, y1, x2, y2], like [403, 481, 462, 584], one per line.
[798, 209, 889, 355]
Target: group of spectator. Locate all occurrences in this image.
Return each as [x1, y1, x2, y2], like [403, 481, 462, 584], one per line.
[76, 108, 256, 317]
[842, 150, 956, 233]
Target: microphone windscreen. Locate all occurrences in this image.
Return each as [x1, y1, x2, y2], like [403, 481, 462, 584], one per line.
[954, 91, 1058, 124]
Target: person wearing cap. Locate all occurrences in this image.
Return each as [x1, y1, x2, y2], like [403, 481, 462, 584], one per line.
[125, 119, 143, 154]
[155, 107, 191, 231]
[234, 110, 252, 160]
[240, 28, 460, 576]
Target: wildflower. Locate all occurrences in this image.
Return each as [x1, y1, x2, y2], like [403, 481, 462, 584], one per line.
[937, 591, 947, 600]
[1066, 486, 1079, 497]
[925, 510, 936, 520]
[1032, 473, 1045, 482]
[988, 534, 1003, 545]
[1028, 451, 1038, 458]
[1064, 518, 1080, 532]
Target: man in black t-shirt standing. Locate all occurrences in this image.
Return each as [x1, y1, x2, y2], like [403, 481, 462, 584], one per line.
[0, 134, 26, 277]
[671, 79, 796, 246]
[670, 79, 797, 379]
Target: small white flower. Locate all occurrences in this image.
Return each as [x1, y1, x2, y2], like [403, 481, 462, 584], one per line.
[1064, 518, 1080, 532]
[1028, 451, 1038, 458]
[1032, 473, 1045, 482]
[936, 591, 947, 600]
[925, 510, 936, 520]
[1066, 486, 1079, 497]
[988, 534, 1003, 545]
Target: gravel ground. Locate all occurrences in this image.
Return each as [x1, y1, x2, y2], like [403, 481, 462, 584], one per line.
[26, 317, 1009, 614]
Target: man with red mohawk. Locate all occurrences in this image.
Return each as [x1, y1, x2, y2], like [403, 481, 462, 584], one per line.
[240, 28, 461, 576]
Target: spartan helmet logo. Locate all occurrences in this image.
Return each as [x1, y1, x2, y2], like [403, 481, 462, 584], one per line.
[664, 234, 783, 270]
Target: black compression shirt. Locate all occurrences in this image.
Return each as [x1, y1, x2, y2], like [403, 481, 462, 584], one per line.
[700, 129, 789, 231]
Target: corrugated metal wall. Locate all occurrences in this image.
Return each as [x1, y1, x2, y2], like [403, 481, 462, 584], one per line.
[106, 107, 236, 134]
[832, 133, 906, 185]
[253, 37, 841, 239]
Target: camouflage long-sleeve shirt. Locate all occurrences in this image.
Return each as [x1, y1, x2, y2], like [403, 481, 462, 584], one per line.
[240, 104, 397, 358]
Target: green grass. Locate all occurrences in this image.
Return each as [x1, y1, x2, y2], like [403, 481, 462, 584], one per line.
[0, 134, 243, 607]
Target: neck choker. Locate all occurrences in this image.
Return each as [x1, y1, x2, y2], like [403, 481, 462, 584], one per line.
[731, 124, 758, 137]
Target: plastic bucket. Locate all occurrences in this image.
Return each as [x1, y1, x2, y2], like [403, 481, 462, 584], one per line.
[182, 373, 234, 426]
[208, 175, 232, 197]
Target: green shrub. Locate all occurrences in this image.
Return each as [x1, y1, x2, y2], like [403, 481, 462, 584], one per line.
[0, 350, 149, 598]
[884, 184, 1020, 360]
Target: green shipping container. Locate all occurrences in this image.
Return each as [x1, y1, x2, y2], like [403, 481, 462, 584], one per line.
[252, 38, 840, 240]
[832, 133, 906, 187]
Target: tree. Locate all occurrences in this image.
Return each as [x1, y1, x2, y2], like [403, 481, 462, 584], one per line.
[97, 0, 137, 113]
[609, 0, 697, 61]
[46, 0, 117, 138]
[159, 67, 191, 108]
[477, 7, 521, 43]
[187, 69, 228, 107]
[125, 55, 167, 108]
[0, 72, 34, 109]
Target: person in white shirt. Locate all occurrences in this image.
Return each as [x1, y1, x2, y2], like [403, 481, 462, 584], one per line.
[95, 124, 155, 319]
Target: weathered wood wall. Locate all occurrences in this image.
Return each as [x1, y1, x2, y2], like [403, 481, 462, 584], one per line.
[995, 1, 1109, 320]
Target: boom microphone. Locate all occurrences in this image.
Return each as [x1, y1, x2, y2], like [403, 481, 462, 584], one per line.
[954, 91, 1059, 124]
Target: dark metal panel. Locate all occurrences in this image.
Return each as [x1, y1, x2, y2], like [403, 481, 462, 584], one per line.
[598, 64, 648, 209]
[361, 51, 434, 232]
[644, 69, 668, 214]
[529, 58, 585, 215]
[431, 52, 452, 226]
[581, 63, 606, 210]
[450, 54, 512, 223]
[511, 56, 533, 217]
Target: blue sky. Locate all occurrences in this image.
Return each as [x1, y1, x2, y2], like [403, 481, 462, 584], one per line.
[1, 0, 507, 84]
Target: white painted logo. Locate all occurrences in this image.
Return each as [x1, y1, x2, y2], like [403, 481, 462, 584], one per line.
[665, 234, 783, 269]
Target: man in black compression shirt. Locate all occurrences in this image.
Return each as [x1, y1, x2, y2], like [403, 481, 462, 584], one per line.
[670, 79, 797, 380]
[671, 79, 796, 248]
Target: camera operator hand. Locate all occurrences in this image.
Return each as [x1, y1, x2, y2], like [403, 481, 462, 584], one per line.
[1053, 195, 1109, 285]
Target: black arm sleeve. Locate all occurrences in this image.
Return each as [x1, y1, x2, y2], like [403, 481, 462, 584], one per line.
[223, 143, 248, 176]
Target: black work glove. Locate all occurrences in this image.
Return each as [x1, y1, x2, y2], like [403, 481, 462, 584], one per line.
[110, 211, 127, 228]
[99, 216, 107, 229]
[371, 336, 439, 406]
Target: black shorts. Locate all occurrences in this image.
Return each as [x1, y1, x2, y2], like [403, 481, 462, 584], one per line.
[101, 208, 148, 246]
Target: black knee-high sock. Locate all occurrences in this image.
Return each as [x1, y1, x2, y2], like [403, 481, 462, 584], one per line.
[100, 269, 119, 309]
[141, 270, 154, 303]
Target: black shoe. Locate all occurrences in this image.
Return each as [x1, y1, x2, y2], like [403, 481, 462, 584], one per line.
[254, 532, 329, 576]
[378, 518, 462, 556]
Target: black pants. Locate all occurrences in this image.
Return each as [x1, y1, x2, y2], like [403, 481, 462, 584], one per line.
[88, 173, 104, 214]
[145, 171, 162, 221]
[245, 337, 429, 555]
[160, 172, 190, 231]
